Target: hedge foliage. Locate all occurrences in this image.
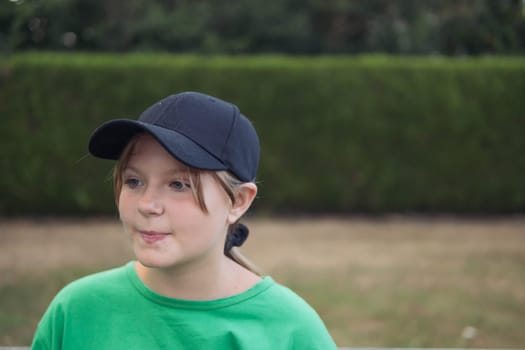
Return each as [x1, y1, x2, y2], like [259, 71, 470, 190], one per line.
[1, 53, 524, 215]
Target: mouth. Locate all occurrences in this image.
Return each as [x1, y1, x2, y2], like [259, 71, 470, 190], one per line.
[138, 230, 170, 244]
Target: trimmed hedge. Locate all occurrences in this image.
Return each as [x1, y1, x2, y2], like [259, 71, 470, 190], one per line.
[1, 53, 524, 215]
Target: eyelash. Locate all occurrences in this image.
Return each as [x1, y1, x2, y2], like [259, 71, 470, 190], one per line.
[170, 180, 191, 191]
[122, 177, 191, 192]
[124, 178, 142, 189]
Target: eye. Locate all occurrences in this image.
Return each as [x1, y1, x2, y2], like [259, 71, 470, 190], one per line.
[170, 180, 191, 191]
[124, 178, 142, 189]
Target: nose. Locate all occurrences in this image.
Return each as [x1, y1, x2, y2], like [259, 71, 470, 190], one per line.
[138, 187, 164, 216]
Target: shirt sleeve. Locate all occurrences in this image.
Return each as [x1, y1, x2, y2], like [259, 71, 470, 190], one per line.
[289, 311, 338, 350]
[31, 296, 65, 350]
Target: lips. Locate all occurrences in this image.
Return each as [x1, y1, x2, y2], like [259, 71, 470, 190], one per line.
[139, 230, 170, 244]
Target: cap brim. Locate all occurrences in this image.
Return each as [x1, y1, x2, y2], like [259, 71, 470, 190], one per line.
[88, 119, 227, 171]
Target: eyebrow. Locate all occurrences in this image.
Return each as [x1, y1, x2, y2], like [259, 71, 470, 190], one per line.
[124, 165, 190, 177]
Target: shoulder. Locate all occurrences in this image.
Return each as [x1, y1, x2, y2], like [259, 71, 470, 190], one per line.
[49, 263, 131, 307]
[260, 278, 320, 316]
[253, 278, 338, 348]
[32, 263, 133, 349]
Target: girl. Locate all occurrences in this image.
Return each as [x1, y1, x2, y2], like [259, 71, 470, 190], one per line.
[31, 91, 337, 349]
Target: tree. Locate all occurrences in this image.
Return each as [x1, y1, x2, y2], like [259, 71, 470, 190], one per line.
[1, 0, 524, 55]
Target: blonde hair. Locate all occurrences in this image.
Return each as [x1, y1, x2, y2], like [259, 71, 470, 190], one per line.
[113, 133, 261, 275]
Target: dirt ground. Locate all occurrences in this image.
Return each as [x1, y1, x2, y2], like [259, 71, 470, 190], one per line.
[1, 215, 525, 347]
[2, 215, 524, 284]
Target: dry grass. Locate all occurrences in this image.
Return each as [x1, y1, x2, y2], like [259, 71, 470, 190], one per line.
[1, 216, 524, 347]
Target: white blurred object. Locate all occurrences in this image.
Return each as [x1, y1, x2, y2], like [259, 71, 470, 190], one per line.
[461, 325, 477, 340]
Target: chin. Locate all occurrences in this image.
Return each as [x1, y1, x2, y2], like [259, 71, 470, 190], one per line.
[138, 257, 177, 270]
[134, 249, 173, 269]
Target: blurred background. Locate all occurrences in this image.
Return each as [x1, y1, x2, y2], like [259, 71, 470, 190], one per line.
[0, 0, 524, 348]
[2, 0, 525, 55]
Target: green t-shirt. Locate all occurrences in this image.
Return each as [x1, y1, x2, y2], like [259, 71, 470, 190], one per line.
[32, 262, 337, 349]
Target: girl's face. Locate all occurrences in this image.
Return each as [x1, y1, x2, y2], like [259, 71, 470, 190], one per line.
[118, 134, 233, 272]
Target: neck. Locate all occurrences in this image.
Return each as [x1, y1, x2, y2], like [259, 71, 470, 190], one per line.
[135, 256, 260, 300]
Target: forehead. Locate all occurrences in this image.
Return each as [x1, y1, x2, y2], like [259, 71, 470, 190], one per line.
[127, 133, 187, 171]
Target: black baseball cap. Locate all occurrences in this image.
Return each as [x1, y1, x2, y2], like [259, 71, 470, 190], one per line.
[88, 91, 260, 182]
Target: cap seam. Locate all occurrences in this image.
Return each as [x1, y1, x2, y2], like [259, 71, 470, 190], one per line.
[147, 124, 227, 168]
[220, 104, 238, 164]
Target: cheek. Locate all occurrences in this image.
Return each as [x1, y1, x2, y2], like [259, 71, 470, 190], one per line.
[117, 192, 135, 219]
[200, 193, 232, 227]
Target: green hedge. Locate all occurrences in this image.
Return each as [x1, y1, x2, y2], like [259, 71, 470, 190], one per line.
[1, 53, 524, 215]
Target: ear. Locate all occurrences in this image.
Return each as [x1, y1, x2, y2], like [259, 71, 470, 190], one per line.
[227, 183, 257, 224]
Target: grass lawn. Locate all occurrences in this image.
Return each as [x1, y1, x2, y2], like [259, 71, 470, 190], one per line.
[1, 216, 524, 347]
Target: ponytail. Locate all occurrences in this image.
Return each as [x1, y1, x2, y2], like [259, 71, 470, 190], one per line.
[224, 223, 262, 276]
